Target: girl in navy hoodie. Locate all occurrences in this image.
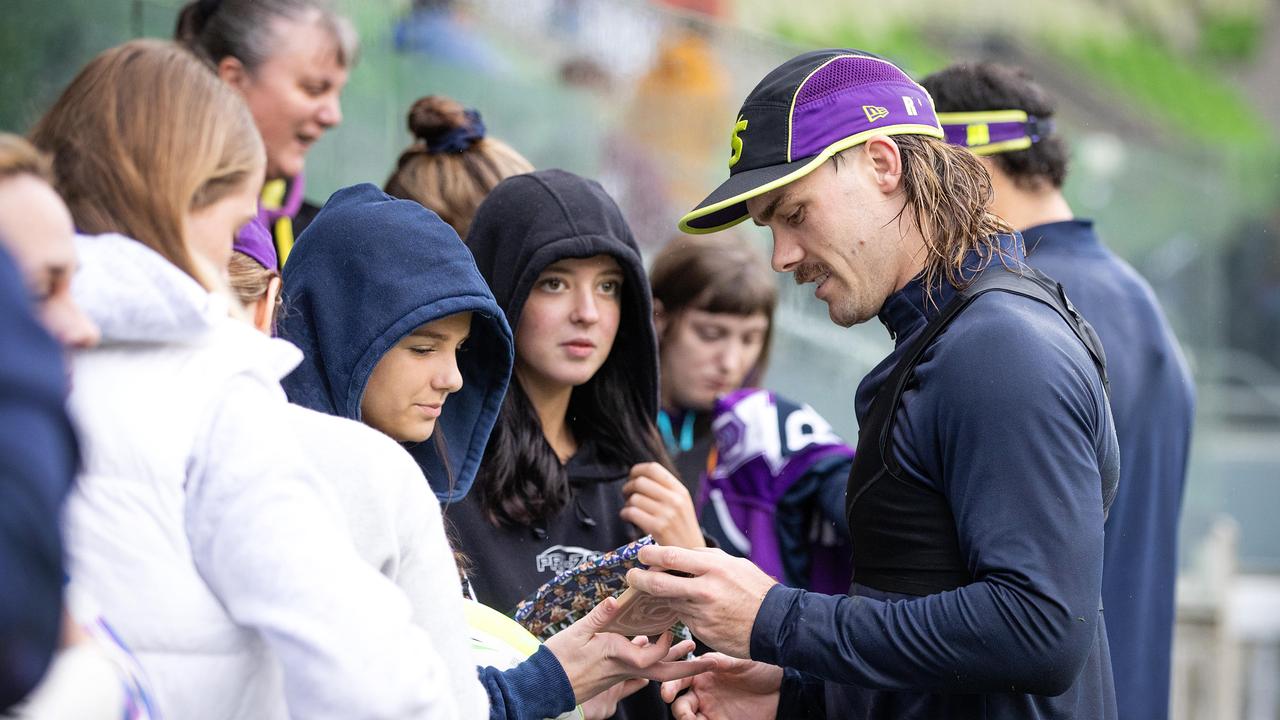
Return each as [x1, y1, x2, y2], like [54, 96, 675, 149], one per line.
[452, 169, 705, 719]
[278, 183, 704, 720]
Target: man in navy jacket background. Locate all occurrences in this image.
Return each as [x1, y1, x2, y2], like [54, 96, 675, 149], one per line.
[926, 62, 1196, 720]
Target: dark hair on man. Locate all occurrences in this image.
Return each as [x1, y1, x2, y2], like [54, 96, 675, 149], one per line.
[921, 62, 1069, 190]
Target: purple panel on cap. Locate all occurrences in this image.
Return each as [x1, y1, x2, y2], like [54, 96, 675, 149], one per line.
[794, 56, 912, 107]
[790, 81, 940, 160]
[233, 217, 278, 271]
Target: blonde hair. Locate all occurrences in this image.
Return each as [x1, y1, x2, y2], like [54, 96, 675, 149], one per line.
[29, 39, 265, 291]
[892, 134, 1015, 296]
[0, 133, 53, 184]
[228, 251, 278, 307]
[384, 95, 533, 237]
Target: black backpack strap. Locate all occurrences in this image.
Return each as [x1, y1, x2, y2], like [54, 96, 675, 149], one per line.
[960, 267, 1110, 398]
[875, 267, 1111, 479]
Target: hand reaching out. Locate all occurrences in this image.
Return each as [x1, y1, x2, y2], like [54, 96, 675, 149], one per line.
[625, 545, 777, 658]
[543, 594, 713, 704]
[661, 653, 783, 720]
[580, 677, 648, 720]
[621, 462, 706, 548]
[579, 635, 674, 719]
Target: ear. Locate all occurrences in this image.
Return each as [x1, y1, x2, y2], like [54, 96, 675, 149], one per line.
[653, 298, 668, 336]
[863, 136, 904, 195]
[253, 275, 282, 335]
[216, 56, 251, 92]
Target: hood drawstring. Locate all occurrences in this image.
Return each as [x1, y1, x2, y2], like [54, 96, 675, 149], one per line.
[573, 495, 597, 528]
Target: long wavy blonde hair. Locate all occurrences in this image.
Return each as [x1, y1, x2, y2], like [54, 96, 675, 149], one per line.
[30, 39, 264, 291]
[893, 134, 1015, 298]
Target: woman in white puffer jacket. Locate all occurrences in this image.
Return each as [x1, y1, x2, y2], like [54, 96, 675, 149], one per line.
[31, 40, 467, 720]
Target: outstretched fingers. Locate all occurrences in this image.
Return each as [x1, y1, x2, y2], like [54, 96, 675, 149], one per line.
[661, 674, 695, 703]
[663, 638, 697, 662]
[671, 688, 704, 720]
[637, 544, 723, 576]
[637, 653, 717, 683]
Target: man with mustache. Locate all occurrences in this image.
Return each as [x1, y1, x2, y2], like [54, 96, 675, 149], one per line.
[627, 49, 1120, 719]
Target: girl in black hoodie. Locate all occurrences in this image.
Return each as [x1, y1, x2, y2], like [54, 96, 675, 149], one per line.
[453, 169, 704, 718]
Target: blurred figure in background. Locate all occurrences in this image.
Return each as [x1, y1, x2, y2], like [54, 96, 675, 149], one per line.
[0, 135, 98, 351]
[384, 94, 534, 238]
[176, 0, 357, 265]
[0, 134, 159, 720]
[0, 247, 69, 713]
[651, 233, 853, 593]
[0, 137, 82, 712]
[616, 21, 733, 248]
[926, 62, 1196, 720]
[393, 0, 507, 74]
[651, 233, 775, 483]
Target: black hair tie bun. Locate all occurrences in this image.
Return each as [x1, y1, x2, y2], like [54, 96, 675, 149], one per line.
[425, 109, 487, 155]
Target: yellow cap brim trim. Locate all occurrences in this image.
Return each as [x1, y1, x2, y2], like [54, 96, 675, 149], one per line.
[677, 124, 945, 235]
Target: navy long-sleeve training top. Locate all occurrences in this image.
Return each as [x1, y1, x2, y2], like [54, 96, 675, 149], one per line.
[1025, 220, 1194, 720]
[751, 240, 1120, 719]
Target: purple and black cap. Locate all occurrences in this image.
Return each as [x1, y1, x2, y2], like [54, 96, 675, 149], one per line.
[678, 49, 944, 234]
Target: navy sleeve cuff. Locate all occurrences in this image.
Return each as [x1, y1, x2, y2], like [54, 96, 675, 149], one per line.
[514, 646, 576, 716]
[750, 583, 803, 665]
[480, 645, 576, 720]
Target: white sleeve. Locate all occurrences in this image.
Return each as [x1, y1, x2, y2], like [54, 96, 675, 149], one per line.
[389, 457, 491, 719]
[183, 375, 465, 720]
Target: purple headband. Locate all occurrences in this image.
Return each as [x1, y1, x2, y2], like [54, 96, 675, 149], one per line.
[936, 110, 1053, 156]
[233, 217, 278, 271]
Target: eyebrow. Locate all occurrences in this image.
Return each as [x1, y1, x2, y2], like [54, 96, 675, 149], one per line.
[753, 191, 791, 226]
[407, 329, 465, 342]
[541, 263, 624, 277]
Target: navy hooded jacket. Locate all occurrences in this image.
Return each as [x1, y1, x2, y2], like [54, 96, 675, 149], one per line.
[1025, 220, 1194, 720]
[756, 238, 1119, 719]
[0, 247, 76, 709]
[279, 184, 583, 720]
[279, 183, 513, 504]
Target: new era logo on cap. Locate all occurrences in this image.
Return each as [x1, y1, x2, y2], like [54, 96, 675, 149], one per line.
[679, 49, 945, 234]
[863, 105, 889, 123]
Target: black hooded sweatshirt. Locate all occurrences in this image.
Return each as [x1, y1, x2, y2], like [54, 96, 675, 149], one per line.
[451, 170, 668, 719]
[449, 169, 660, 612]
